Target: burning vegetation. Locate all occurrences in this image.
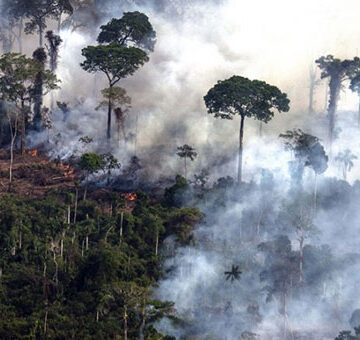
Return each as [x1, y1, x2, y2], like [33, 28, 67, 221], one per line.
[124, 192, 137, 201]
[27, 149, 38, 157]
[1, 1, 360, 340]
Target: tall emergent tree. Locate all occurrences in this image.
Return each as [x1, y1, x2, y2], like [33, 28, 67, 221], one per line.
[176, 144, 197, 180]
[81, 12, 156, 139]
[32, 47, 48, 130]
[315, 55, 360, 143]
[81, 45, 147, 140]
[81, 11, 156, 140]
[45, 31, 62, 73]
[46, 30, 62, 109]
[204, 75, 290, 183]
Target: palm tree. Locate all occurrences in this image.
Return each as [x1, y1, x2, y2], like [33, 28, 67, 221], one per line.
[176, 144, 197, 180]
[335, 149, 358, 181]
[224, 265, 242, 282]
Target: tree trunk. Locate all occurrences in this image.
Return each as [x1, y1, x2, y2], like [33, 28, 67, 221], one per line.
[358, 94, 360, 127]
[138, 298, 146, 340]
[119, 212, 124, 246]
[299, 235, 304, 283]
[324, 79, 329, 112]
[83, 175, 88, 200]
[21, 99, 26, 156]
[18, 17, 23, 53]
[8, 116, 18, 192]
[328, 77, 341, 145]
[184, 157, 187, 180]
[313, 173, 318, 211]
[258, 121, 263, 137]
[57, 14, 62, 34]
[9, 139, 14, 192]
[309, 65, 316, 114]
[155, 231, 159, 256]
[67, 205, 71, 224]
[73, 188, 78, 223]
[44, 306, 48, 336]
[107, 85, 113, 140]
[53, 250, 58, 285]
[237, 115, 245, 184]
[135, 112, 139, 156]
[39, 25, 43, 48]
[60, 231, 65, 259]
[123, 306, 128, 340]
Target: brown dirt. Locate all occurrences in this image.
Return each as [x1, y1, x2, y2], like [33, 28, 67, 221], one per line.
[0, 148, 77, 199]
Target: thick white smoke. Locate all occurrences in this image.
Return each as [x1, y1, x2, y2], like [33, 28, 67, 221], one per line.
[35, 0, 360, 183]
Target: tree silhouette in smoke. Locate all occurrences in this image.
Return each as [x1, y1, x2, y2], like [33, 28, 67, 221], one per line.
[224, 265, 242, 282]
[204, 75, 290, 184]
[280, 129, 328, 186]
[176, 144, 197, 180]
[315, 55, 360, 143]
[335, 149, 358, 181]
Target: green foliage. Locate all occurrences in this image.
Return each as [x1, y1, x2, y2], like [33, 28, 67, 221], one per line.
[97, 11, 156, 52]
[96, 86, 131, 111]
[163, 175, 190, 207]
[0, 52, 59, 103]
[316, 55, 360, 81]
[9, 0, 71, 36]
[204, 75, 290, 122]
[166, 207, 203, 244]
[0, 190, 187, 339]
[81, 43, 149, 87]
[79, 152, 102, 174]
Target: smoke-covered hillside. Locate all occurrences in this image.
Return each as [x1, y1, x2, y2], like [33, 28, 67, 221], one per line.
[1, 1, 360, 339]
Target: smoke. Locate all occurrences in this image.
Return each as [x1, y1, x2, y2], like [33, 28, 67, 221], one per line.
[154, 144, 360, 338]
[29, 0, 359, 181]
[4, 0, 360, 338]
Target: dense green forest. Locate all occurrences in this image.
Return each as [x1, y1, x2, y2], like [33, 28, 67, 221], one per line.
[1, 0, 360, 339]
[0, 185, 202, 339]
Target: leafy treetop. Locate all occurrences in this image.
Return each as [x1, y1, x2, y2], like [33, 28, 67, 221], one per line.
[80, 43, 149, 87]
[204, 75, 290, 122]
[97, 11, 156, 52]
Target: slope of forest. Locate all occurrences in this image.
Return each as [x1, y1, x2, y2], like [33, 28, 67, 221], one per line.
[2, 0, 360, 340]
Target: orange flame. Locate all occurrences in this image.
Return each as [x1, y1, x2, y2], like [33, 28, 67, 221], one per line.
[124, 193, 137, 201]
[28, 149, 38, 157]
[57, 162, 76, 179]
